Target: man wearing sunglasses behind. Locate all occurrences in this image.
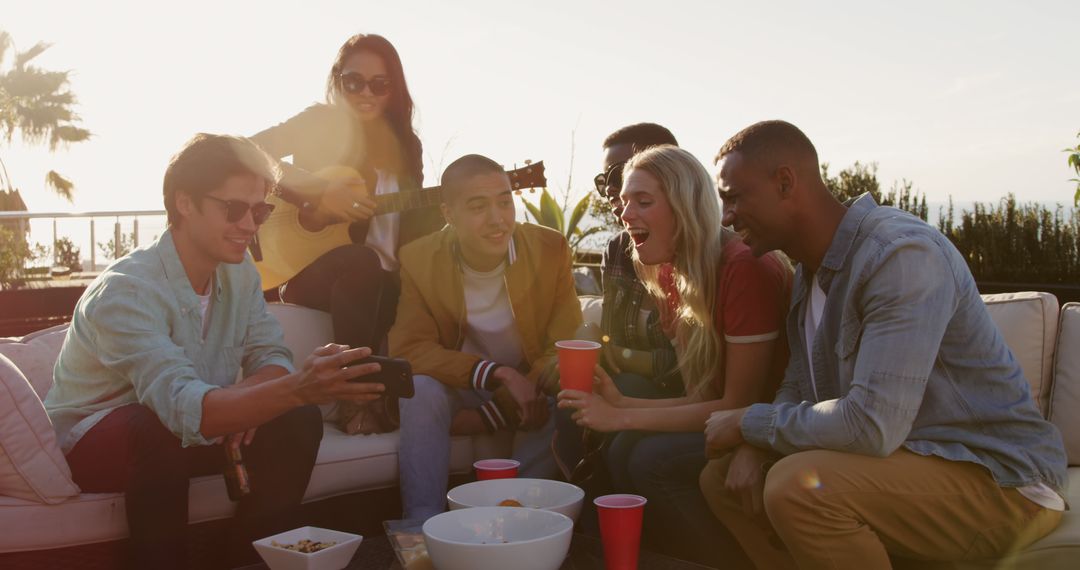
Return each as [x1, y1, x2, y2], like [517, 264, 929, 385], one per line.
[45, 134, 386, 569]
[592, 123, 680, 387]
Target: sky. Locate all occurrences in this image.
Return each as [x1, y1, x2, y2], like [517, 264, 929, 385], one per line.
[3, 0, 1080, 222]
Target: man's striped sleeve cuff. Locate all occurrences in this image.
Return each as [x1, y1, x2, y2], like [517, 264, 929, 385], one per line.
[471, 360, 502, 391]
[477, 401, 508, 432]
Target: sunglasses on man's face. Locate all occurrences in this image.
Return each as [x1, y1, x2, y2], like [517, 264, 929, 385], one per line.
[339, 72, 392, 96]
[593, 162, 626, 199]
[202, 195, 275, 225]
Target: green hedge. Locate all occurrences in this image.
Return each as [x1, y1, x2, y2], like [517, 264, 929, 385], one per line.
[938, 195, 1079, 284]
[825, 162, 1078, 284]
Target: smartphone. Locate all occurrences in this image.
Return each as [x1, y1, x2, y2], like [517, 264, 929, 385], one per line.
[345, 355, 414, 399]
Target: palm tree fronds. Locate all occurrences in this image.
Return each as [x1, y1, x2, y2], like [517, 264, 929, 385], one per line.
[45, 170, 74, 201]
[50, 124, 91, 148]
[1, 68, 72, 99]
[0, 30, 87, 200]
[14, 41, 51, 68]
[0, 32, 11, 66]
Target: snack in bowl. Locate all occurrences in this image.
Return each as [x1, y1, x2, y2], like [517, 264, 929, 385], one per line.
[498, 499, 524, 507]
[252, 526, 361, 570]
[422, 507, 573, 570]
[271, 539, 337, 553]
[447, 478, 585, 521]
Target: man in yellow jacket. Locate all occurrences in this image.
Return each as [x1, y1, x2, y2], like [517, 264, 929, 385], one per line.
[390, 154, 583, 520]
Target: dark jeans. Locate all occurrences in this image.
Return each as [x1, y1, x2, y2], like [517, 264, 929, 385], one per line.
[553, 372, 682, 473]
[281, 243, 398, 352]
[610, 431, 751, 569]
[556, 373, 750, 569]
[65, 403, 323, 570]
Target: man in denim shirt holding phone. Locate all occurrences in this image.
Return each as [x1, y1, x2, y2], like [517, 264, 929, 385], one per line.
[699, 120, 1067, 568]
[46, 134, 386, 569]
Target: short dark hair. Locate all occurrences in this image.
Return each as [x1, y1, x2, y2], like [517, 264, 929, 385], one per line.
[440, 154, 507, 203]
[716, 120, 818, 166]
[163, 134, 280, 227]
[602, 123, 678, 152]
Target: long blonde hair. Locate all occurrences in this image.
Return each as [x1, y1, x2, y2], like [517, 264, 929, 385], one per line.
[626, 146, 726, 398]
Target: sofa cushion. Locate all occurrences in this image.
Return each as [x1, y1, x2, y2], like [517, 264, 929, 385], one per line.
[1050, 303, 1080, 466]
[0, 425, 509, 552]
[266, 303, 339, 417]
[1006, 466, 1080, 568]
[0, 324, 68, 399]
[0, 353, 80, 504]
[266, 303, 334, 368]
[945, 467, 1080, 570]
[982, 292, 1058, 416]
[579, 295, 603, 326]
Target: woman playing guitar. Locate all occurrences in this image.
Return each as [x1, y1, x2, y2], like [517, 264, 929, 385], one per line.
[251, 33, 443, 353]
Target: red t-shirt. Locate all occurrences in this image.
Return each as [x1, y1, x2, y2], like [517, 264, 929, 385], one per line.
[658, 238, 790, 396]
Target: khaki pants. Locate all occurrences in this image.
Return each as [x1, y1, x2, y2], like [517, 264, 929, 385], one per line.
[699, 449, 1061, 570]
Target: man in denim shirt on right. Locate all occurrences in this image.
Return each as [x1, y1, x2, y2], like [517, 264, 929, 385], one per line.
[699, 120, 1067, 569]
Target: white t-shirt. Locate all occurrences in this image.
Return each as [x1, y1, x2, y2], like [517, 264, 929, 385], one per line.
[804, 272, 1063, 511]
[803, 272, 826, 401]
[197, 277, 214, 339]
[365, 170, 402, 272]
[459, 261, 524, 368]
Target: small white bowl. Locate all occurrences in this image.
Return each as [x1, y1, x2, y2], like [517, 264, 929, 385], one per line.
[447, 478, 585, 521]
[252, 526, 362, 570]
[423, 507, 573, 570]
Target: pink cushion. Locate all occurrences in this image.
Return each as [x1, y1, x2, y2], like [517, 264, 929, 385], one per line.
[0, 324, 68, 399]
[0, 353, 80, 503]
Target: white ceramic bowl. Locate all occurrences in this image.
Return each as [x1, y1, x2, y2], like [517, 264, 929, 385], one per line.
[422, 507, 573, 570]
[447, 478, 585, 521]
[252, 526, 362, 570]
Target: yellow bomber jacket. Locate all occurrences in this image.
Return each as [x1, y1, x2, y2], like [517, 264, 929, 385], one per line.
[389, 222, 583, 430]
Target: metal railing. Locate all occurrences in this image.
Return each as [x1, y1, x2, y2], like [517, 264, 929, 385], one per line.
[0, 209, 166, 272]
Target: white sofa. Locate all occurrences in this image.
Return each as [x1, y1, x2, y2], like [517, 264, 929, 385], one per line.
[0, 294, 1077, 567]
[0, 303, 513, 560]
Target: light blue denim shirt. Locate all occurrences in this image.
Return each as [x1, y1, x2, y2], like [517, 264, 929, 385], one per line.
[45, 231, 295, 452]
[741, 194, 1068, 496]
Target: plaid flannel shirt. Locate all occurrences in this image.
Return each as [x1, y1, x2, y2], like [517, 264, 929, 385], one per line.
[600, 232, 679, 386]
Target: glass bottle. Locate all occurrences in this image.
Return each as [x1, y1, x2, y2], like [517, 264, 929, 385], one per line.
[223, 444, 251, 501]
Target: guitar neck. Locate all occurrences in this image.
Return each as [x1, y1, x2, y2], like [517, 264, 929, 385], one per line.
[373, 186, 444, 215]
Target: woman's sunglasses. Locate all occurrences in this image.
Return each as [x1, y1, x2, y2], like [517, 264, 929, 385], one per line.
[339, 72, 392, 96]
[202, 195, 275, 225]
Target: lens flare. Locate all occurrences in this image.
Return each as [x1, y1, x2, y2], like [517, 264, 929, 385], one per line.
[799, 469, 822, 490]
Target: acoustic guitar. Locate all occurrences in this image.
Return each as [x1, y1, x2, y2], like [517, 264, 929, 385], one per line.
[253, 161, 547, 290]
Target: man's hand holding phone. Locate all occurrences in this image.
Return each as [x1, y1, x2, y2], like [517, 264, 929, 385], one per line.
[344, 355, 415, 400]
[292, 344, 385, 405]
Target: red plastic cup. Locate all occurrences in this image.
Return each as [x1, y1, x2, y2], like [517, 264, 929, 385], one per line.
[556, 340, 602, 393]
[594, 494, 647, 570]
[473, 459, 520, 480]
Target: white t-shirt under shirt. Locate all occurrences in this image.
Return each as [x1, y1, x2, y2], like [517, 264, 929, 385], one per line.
[364, 170, 402, 272]
[803, 272, 827, 402]
[197, 277, 214, 339]
[802, 272, 1063, 511]
[459, 261, 524, 368]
